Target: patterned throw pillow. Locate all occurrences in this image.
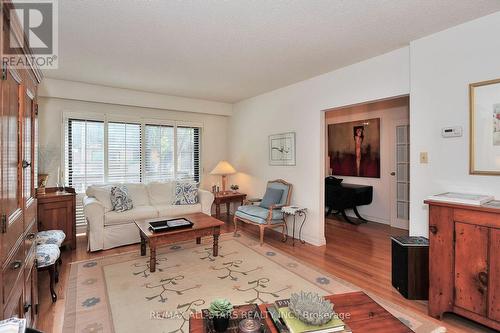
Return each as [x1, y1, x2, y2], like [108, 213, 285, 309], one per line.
[110, 186, 133, 212]
[175, 182, 199, 205]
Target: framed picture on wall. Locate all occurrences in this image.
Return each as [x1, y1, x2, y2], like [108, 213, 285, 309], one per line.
[470, 78, 500, 175]
[269, 132, 296, 166]
[327, 118, 381, 178]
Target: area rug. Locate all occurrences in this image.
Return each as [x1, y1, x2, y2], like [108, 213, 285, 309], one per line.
[62, 234, 445, 333]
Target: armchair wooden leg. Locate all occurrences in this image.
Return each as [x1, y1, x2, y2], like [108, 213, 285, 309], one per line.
[259, 225, 265, 246]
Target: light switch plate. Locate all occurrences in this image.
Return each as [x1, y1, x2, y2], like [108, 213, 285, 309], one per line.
[420, 152, 428, 164]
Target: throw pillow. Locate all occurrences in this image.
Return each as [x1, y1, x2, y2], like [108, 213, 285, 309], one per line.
[110, 185, 133, 212]
[175, 182, 199, 205]
[260, 188, 284, 209]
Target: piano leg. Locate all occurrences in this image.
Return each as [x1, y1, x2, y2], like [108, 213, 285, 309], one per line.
[340, 209, 360, 225]
[353, 206, 368, 223]
[325, 206, 333, 217]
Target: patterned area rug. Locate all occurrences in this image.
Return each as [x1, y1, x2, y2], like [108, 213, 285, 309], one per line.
[63, 234, 445, 333]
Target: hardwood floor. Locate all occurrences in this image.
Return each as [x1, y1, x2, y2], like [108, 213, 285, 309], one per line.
[37, 215, 494, 333]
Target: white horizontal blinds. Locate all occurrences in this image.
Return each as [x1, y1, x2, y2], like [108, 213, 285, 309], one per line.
[144, 124, 175, 182]
[65, 119, 105, 226]
[65, 119, 105, 192]
[107, 121, 142, 183]
[176, 126, 200, 182]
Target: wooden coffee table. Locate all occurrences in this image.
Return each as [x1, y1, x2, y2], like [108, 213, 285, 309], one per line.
[135, 212, 224, 273]
[189, 291, 413, 333]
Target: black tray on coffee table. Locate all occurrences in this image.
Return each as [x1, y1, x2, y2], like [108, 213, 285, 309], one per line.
[148, 217, 194, 232]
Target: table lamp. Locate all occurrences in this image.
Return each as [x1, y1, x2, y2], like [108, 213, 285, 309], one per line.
[210, 160, 236, 193]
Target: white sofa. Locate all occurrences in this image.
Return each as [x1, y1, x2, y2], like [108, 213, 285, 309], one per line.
[83, 182, 214, 251]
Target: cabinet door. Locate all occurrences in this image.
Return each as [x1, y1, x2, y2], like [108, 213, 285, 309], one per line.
[21, 89, 37, 232]
[38, 200, 70, 232]
[489, 228, 500, 321]
[22, 90, 36, 209]
[454, 222, 488, 316]
[23, 262, 37, 327]
[428, 206, 454, 318]
[0, 64, 23, 261]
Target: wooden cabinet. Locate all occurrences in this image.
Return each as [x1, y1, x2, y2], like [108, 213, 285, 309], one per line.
[37, 188, 77, 250]
[0, 0, 42, 327]
[425, 200, 500, 331]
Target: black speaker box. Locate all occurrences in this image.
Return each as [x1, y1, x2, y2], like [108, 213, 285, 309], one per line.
[391, 236, 429, 300]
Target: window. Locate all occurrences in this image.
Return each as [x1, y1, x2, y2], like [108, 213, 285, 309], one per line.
[144, 124, 175, 182]
[107, 122, 142, 183]
[65, 119, 105, 193]
[64, 115, 201, 226]
[65, 119, 105, 226]
[177, 126, 200, 182]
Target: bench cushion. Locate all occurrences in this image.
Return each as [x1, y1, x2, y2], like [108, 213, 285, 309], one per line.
[36, 244, 60, 268]
[36, 230, 66, 247]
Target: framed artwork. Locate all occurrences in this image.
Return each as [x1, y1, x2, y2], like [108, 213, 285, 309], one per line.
[470, 78, 500, 175]
[269, 132, 296, 166]
[328, 118, 380, 178]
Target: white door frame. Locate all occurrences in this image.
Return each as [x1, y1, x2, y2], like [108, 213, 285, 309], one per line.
[390, 119, 410, 229]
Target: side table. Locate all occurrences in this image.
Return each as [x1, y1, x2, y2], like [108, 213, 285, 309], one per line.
[213, 191, 247, 222]
[37, 187, 77, 249]
[282, 205, 307, 246]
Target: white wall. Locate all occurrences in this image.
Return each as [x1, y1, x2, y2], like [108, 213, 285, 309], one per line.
[229, 47, 410, 245]
[409, 11, 500, 236]
[39, 78, 233, 116]
[325, 98, 409, 226]
[38, 96, 229, 190]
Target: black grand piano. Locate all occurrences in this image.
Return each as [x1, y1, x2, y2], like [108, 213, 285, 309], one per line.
[325, 176, 373, 224]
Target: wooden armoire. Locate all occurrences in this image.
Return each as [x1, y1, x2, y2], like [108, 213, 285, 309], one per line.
[425, 200, 500, 331]
[0, 0, 42, 327]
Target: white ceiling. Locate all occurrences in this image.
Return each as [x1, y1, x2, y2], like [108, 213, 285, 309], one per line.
[46, 0, 500, 103]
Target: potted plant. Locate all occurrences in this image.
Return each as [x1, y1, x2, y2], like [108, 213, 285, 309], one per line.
[230, 184, 239, 193]
[208, 298, 233, 332]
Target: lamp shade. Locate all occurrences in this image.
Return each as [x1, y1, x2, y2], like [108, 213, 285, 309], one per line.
[210, 160, 236, 175]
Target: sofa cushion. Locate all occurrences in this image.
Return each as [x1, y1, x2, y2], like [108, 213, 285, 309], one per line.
[111, 186, 133, 212]
[86, 185, 114, 212]
[147, 181, 176, 205]
[175, 182, 198, 205]
[155, 203, 202, 217]
[126, 183, 150, 206]
[104, 206, 158, 226]
[235, 205, 283, 224]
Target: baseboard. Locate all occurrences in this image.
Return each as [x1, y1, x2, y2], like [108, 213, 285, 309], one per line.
[343, 212, 390, 225]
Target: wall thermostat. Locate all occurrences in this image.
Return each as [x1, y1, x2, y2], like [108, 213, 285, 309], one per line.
[441, 126, 463, 138]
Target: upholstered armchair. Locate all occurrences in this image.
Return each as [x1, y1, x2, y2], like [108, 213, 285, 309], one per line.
[233, 179, 293, 246]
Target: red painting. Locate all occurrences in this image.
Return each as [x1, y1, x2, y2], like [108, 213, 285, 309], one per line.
[328, 118, 380, 178]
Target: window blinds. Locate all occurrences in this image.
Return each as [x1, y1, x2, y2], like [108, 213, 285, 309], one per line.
[65, 119, 105, 226]
[144, 124, 175, 182]
[176, 126, 200, 182]
[65, 119, 105, 193]
[107, 122, 142, 183]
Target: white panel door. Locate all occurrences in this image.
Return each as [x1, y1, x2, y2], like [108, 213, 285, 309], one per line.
[390, 120, 410, 229]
